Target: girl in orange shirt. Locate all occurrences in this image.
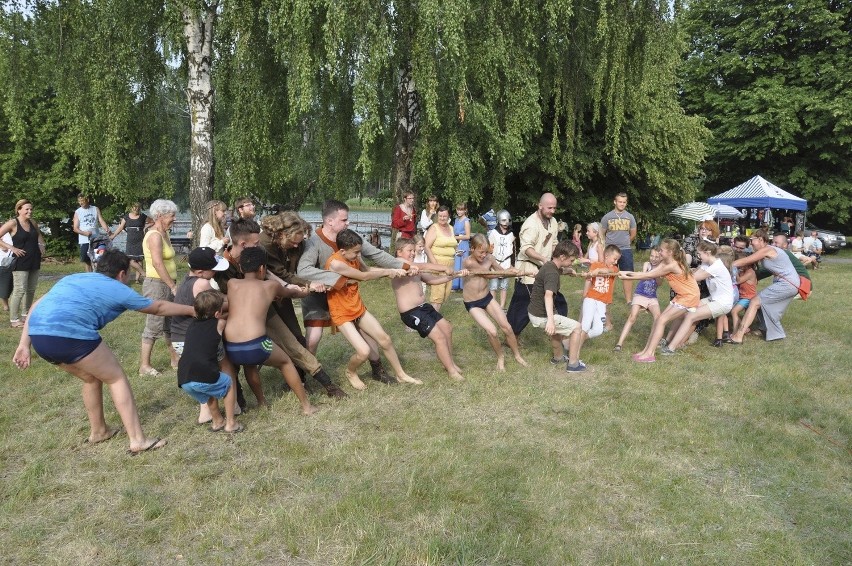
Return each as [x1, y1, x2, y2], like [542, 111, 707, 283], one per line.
[618, 239, 698, 363]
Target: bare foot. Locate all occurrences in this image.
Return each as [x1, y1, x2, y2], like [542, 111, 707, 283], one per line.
[448, 371, 465, 382]
[302, 404, 320, 416]
[497, 357, 505, 371]
[345, 369, 367, 390]
[396, 373, 423, 385]
[514, 354, 529, 367]
[87, 427, 121, 445]
[198, 404, 212, 425]
[209, 419, 225, 432]
[225, 423, 245, 433]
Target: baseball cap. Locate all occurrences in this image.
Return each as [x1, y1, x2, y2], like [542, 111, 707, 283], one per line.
[188, 247, 229, 271]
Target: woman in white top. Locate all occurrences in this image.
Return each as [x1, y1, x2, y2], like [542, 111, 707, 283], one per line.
[419, 195, 439, 233]
[198, 200, 229, 253]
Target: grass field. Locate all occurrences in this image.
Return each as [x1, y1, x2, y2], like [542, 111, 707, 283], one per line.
[1, 252, 849, 565]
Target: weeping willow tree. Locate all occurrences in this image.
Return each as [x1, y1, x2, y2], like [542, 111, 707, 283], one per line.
[272, 0, 707, 213]
[1, 0, 706, 242]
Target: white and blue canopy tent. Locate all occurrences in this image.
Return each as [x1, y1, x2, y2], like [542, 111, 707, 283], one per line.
[708, 175, 808, 232]
[707, 175, 807, 211]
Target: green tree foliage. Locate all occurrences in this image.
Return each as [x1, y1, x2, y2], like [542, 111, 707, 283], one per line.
[278, 0, 707, 219]
[0, 1, 184, 230]
[2, 0, 707, 236]
[680, 0, 852, 227]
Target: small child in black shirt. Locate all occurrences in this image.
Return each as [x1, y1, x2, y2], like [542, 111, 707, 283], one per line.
[177, 289, 243, 433]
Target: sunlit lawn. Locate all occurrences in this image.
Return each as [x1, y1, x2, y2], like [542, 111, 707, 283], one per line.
[0, 251, 849, 564]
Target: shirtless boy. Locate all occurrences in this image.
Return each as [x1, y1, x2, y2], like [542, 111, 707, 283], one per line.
[392, 238, 467, 381]
[326, 229, 421, 390]
[462, 234, 528, 371]
[224, 247, 318, 415]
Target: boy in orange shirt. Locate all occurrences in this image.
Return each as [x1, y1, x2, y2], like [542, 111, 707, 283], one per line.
[581, 244, 621, 339]
[326, 229, 421, 390]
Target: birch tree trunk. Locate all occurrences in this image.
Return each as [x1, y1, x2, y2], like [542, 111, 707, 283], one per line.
[390, 62, 420, 203]
[182, 1, 217, 241]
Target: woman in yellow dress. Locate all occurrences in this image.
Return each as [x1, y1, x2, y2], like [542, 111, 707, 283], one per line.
[424, 206, 458, 312]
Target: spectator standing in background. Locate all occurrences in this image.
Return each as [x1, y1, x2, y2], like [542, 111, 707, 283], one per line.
[73, 194, 111, 272]
[0, 199, 45, 328]
[451, 203, 471, 291]
[391, 191, 417, 240]
[419, 195, 439, 234]
[600, 192, 637, 303]
[110, 202, 151, 284]
[199, 200, 230, 254]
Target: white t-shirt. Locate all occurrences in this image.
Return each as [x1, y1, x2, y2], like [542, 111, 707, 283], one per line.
[790, 237, 804, 253]
[75, 205, 100, 244]
[802, 236, 821, 253]
[698, 258, 734, 309]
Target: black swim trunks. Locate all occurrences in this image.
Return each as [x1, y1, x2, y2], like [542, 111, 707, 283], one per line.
[399, 303, 443, 338]
[463, 292, 493, 312]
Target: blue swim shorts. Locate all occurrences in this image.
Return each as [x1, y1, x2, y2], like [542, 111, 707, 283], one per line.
[736, 297, 751, 310]
[180, 372, 233, 403]
[30, 335, 102, 365]
[225, 335, 273, 366]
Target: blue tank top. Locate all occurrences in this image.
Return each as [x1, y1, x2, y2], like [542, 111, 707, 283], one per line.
[634, 264, 658, 298]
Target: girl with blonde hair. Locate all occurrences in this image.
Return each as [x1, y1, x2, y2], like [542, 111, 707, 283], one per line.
[199, 200, 229, 253]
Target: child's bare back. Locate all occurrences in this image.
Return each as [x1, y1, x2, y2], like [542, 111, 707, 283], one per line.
[223, 278, 282, 342]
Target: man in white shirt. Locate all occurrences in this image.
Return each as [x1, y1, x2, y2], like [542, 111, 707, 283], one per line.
[72, 194, 111, 272]
[802, 230, 822, 267]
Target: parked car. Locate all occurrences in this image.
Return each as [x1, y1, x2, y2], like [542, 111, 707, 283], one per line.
[805, 223, 847, 253]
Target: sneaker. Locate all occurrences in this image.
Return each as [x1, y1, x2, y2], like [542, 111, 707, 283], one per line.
[566, 361, 587, 372]
[658, 338, 667, 349]
[660, 346, 678, 355]
[712, 339, 723, 348]
[550, 354, 569, 365]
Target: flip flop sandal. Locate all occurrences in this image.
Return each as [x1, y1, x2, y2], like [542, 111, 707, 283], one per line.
[85, 428, 122, 445]
[127, 437, 166, 456]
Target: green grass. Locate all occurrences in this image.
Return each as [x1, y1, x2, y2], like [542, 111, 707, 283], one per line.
[0, 254, 849, 564]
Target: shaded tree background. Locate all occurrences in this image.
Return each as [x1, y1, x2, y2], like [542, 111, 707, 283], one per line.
[1, 0, 718, 253]
[680, 0, 852, 230]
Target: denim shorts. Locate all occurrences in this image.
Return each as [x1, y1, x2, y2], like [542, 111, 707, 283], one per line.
[180, 372, 232, 403]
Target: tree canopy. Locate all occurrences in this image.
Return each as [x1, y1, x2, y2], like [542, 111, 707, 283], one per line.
[680, 0, 852, 228]
[1, 0, 710, 246]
